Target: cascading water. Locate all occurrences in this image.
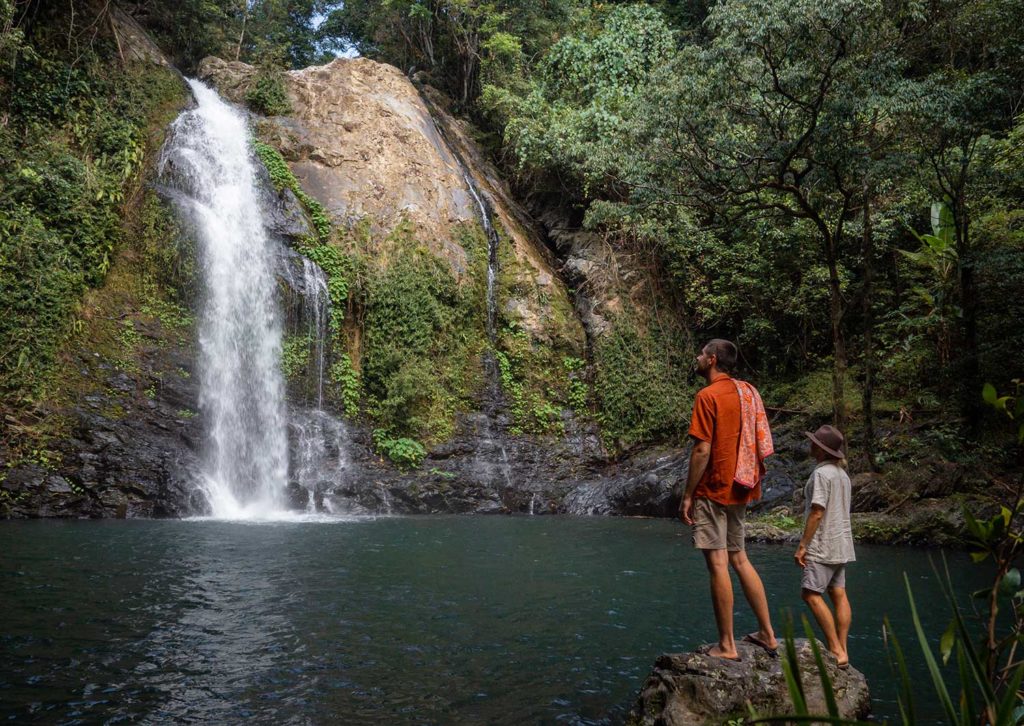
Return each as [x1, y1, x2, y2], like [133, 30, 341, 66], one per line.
[158, 80, 288, 518]
[281, 254, 352, 511]
[303, 258, 329, 408]
[463, 175, 501, 342]
[450, 158, 514, 493]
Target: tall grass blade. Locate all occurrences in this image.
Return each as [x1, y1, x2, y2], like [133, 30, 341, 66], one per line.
[937, 555, 998, 707]
[780, 618, 809, 715]
[883, 615, 916, 726]
[802, 616, 840, 718]
[904, 573, 960, 723]
[955, 642, 978, 724]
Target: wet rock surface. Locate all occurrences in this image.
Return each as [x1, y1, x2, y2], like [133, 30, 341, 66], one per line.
[629, 639, 871, 725]
[2, 325, 207, 519]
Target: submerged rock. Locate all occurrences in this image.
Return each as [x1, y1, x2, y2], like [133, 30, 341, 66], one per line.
[629, 639, 870, 725]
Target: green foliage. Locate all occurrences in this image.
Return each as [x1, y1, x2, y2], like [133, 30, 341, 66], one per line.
[295, 236, 362, 333]
[281, 334, 312, 380]
[982, 380, 1024, 445]
[499, 4, 676, 183]
[361, 221, 486, 441]
[324, 0, 579, 108]
[0, 17, 185, 401]
[592, 315, 693, 453]
[252, 140, 331, 240]
[373, 430, 427, 469]
[563, 356, 589, 413]
[495, 327, 565, 436]
[140, 0, 337, 72]
[115, 320, 143, 373]
[329, 353, 361, 417]
[753, 511, 801, 531]
[495, 321, 586, 437]
[899, 201, 962, 365]
[246, 69, 292, 116]
[141, 298, 195, 332]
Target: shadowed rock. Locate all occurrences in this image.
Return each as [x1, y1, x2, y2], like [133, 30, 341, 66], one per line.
[629, 639, 870, 725]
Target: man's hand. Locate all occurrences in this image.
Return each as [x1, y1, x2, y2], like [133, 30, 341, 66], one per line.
[680, 496, 695, 525]
[681, 439, 710, 526]
[794, 544, 807, 568]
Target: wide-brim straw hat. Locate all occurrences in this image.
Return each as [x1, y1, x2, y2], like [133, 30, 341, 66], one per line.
[804, 424, 846, 460]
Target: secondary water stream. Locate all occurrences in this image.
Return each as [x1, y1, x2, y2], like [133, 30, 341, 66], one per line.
[421, 104, 516, 495]
[0, 518, 986, 724]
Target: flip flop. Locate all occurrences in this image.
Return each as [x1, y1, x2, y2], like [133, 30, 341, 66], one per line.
[742, 633, 779, 658]
[697, 644, 742, 662]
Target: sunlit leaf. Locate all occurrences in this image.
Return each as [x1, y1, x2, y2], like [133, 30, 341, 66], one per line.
[939, 619, 955, 665]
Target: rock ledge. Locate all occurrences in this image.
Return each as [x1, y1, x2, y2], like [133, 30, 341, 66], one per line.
[629, 639, 870, 725]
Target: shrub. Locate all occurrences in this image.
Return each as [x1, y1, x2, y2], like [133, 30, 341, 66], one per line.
[373, 431, 427, 469]
[592, 314, 693, 453]
[246, 70, 292, 116]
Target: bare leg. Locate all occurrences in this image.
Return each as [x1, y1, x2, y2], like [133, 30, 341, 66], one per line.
[702, 549, 738, 659]
[802, 588, 847, 664]
[729, 549, 778, 649]
[828, 586, 851, 659]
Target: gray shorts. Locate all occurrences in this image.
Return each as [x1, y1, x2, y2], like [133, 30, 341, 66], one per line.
[692, 498, 745, 551]
[801, 561, 847, 593]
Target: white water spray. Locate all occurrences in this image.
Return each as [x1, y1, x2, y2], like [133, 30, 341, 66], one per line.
[159, 80, 288, 518]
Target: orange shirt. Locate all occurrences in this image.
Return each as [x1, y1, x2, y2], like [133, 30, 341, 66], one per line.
[688, 373, 762, 505]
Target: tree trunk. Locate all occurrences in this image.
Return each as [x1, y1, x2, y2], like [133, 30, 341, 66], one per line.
[235, 0, 248, 62]
[957, 203, 981, 436]
[826, 235, 847, 430]
[861, 186, 878, 470]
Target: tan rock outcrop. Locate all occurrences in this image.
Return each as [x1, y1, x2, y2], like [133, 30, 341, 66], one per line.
[197, 55, 583, 351]
[199, 57, 473, 270]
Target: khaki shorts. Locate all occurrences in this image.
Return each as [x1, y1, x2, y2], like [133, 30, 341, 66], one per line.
[691, 498, 746, 551]
[801, 561, 847, 593]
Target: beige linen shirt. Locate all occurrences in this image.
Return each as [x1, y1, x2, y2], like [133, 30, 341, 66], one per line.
[803, 462, 856, 564]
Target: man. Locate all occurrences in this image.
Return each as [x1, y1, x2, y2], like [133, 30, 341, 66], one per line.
[680, 339, 778, 660]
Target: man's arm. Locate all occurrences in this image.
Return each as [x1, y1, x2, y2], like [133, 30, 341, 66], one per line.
[794, 505, 825, 568]
[680, 439, 711, 524]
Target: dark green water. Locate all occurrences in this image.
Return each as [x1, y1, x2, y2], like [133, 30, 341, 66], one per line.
[0, 517, 987, 724]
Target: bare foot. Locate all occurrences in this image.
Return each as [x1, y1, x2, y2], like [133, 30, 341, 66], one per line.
[700, 644, 741, 661]
[743, 632, 779, 653]
[831, 649, 849, 669]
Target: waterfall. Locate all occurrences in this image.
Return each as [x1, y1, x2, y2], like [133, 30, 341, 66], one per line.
[302, 258, 329, 409]
[440, 146, 514, 494]
[462, 174, 500, 343]
[159, 80, 288, 518]
[283, 254, 351, 511]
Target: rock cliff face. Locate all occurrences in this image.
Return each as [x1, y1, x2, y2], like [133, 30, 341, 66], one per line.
[2, 45, 810, 519]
